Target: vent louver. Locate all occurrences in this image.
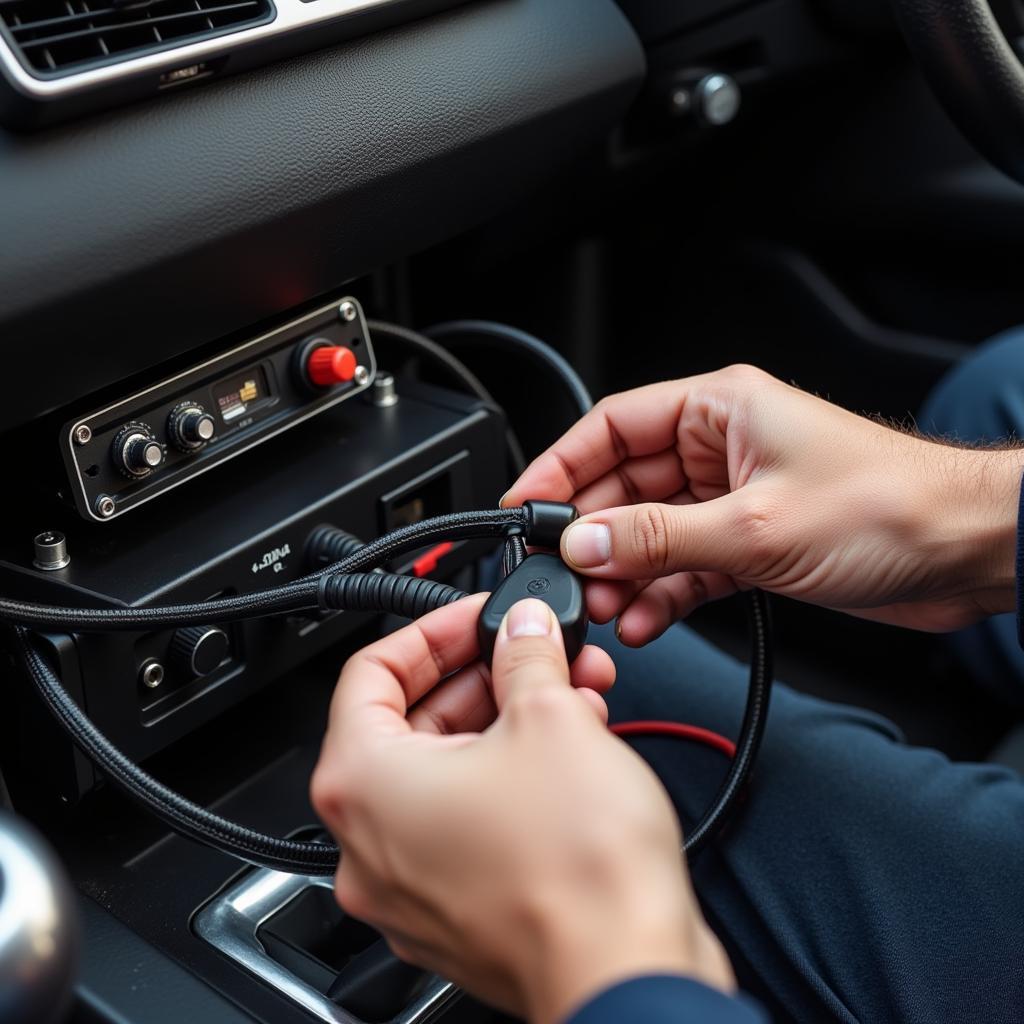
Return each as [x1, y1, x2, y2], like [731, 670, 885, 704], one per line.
[0, 0, 273, 76]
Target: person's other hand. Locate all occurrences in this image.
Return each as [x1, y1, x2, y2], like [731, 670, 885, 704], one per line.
[504, 365, 1021, 642]
[311, 595, 732, 1024]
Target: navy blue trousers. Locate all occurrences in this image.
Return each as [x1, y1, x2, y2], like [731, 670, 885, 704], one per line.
[599, 336, 1024, 1024]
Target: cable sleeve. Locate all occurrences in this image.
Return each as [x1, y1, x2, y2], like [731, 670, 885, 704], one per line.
[682, 589, 773, 856]
[10, 575, 468, 873]
[12, 627, 340, 874]
[367, 320, 527, 474]
[320, 573, 467, 618]
[0, 508, 526, 632]
[424, 320, 594, 419]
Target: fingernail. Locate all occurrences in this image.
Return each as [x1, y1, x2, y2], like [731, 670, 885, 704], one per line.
[499, 490, 511, 508]
[564, 523, 611, 568]
[505, 598, 555, 638]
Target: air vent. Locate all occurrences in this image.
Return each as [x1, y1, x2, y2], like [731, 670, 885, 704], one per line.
[0, 0, 274, 76]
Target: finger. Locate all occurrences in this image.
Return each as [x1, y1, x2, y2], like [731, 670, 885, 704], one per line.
[503, 380, 704, 505]
[407, 661, 496, 735]
[585, 578, 646, 623]
[616, 572, 737, 647]
[406, 643, 615, 736]
[576, 686, 609, 724]
[560, 494, 753, 581]
[571, 449, 689, 514]
[329, 593, 488, 741]
[490, 598, 572, 711]
[569, 643, 616, 693]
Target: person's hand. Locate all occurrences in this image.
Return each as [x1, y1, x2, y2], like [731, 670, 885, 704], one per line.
[503, 365, 1022, 642]
[311, 594, 733, 1024]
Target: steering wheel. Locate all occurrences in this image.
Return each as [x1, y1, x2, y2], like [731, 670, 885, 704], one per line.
[890, 0, 1024, 182]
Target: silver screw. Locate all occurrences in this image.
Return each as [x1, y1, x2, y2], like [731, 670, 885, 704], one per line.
[353, 365, 370, 387]
[95, 495, 116, 519]
[338, 300, 357, 322]
[139, 659, 164, 689]
[371, 373, 398, 407]
[33, 531, 70, 571]
[73, 424, 92, 446]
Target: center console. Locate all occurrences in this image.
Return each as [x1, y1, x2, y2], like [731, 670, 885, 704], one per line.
[0, 295, 512, 1024]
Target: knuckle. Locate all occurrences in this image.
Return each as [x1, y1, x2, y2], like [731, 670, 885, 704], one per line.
[630, 504, 674, 572]
[732, 495, 783, 569]
[506, 685, 579, 725]
[335, 870, 374, 924]
[309, 763, 341, 823]
[310, 756, 362, 828]
[721, 362, 768, 385]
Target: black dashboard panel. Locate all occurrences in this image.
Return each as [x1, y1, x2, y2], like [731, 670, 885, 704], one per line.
[0, 0, 644, 434]
[616, 0, 754, 42]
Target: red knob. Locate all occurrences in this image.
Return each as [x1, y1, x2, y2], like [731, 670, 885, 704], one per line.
[307, 346, 357, 387]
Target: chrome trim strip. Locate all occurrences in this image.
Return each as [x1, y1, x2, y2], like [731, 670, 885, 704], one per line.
[0, 0, 407, 97]
[193, 867, 460, 1024]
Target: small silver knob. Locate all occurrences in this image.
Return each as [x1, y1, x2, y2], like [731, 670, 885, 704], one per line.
[372, 373, 398, 407]
[695, 72, 741, 126]
[33, 531, 70, 572]
[168, 403, 216, 453]
[112, 423, 164, 478]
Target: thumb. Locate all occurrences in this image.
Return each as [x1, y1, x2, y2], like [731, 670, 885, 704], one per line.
[490, 598, 573, 713]
[560, 495, 751, 581]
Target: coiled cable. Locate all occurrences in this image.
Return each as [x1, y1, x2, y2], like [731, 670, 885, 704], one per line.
[9, 508, 771, 870]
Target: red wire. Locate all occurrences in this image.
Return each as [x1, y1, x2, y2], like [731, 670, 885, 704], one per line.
[610, 720, 736, 759]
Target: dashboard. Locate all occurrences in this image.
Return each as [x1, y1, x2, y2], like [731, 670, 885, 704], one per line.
[0, 0, 644, 436]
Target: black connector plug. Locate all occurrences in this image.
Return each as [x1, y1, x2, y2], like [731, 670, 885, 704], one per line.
[521, 500, 579, 550]
[477, 552, 588, 666]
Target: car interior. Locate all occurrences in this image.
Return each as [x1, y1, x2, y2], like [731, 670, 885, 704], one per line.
[4, 0, 1024, 1020]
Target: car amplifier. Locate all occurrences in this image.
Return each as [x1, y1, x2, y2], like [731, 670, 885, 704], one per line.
[60, 294, 376, 523]
[1, 377, 508, 804]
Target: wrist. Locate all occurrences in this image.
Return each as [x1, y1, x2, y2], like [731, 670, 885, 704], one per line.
[520, 886, 734, 1024]
[926, 447, 1022, 617]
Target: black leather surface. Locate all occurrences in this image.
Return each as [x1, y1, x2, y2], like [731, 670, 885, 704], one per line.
[75, 896, 255, 1023]
[0, 0, 644, 433]
[890, 0, 1024, 182]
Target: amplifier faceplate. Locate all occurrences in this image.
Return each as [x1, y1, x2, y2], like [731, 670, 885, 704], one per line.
[61, 295, 376, 522]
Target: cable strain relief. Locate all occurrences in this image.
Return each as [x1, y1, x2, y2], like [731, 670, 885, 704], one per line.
[318, 573, 334, 611]
[522, 500, 579, 549]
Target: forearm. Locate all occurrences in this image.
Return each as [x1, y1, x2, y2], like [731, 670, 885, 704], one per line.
[919, 445, 1023, 620]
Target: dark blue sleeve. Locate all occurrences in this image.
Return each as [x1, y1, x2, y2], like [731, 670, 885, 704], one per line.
[564, 975, 768, 1024]
[1017, 468, 1024, 650]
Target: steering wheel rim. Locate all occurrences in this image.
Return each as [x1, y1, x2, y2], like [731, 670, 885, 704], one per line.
[890, 0, 1024, 182]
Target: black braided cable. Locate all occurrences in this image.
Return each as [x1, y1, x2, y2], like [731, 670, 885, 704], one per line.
[682, 589, 773, 856]
[13, 627, 340, 874]
[0, 508, 526, 632]
[7, 504, 772, 872]
[12, 572, 471, 874]
[320, 573, 466, 618]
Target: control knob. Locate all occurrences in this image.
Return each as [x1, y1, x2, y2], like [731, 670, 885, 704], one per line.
[168, 402, 216, 453]
[171, 625, 230, 679]
[111, 422, 164, 478]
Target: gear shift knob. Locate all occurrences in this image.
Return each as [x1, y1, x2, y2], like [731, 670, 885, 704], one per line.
[0, 811, 79, 1024]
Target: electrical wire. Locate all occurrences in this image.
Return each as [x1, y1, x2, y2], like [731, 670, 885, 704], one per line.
[9, 521, 771, 871]
[0, 508, 526, 632]
[3, 316, 774, 870]
[425, 320, 594, 419]
[610, 721, 737, 759]
[366, 320, 527, 474]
